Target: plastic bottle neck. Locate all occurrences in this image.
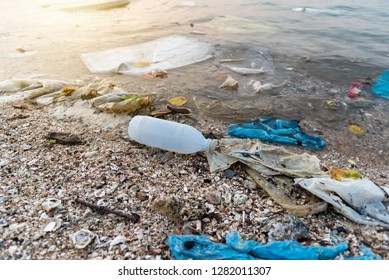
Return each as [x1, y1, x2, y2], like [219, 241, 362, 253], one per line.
[205, 139, 218, 153]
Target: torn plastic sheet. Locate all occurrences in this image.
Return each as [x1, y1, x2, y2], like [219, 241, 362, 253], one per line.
[227, 118, 326, 150]
[206, 138, 326, 178]
[295, 178, 389, 228]
[81, 35, 213, 75]
[246, 168, 327, 217]
[166, 232, 381, 260]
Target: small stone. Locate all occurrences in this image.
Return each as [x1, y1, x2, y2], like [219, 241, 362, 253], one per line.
[233, 193, 249, 205]
[22, 144, 31, 150]
[27, 159, 38, 166]
[224, 169, 236, 179]
[204, 203, 215, 213]
[94, 189, 106, 198]
[85, 151, 98, 158]
[244, 180, 257, 190]
[266, 200, 274, 206]
[205, 190, 222, 205]
[8, 245, 18, 256]
[0, 159, 10, 167]
[136, 191, 148, 201]
[42, 198, 61, 212]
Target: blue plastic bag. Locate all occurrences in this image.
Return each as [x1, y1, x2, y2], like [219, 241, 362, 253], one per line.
[227, 118, 326, 151]
[372, 70, 389, 99]
[166, 232, 382, 260]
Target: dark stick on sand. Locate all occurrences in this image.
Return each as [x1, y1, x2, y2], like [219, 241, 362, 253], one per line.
[75, 198, 140, 223]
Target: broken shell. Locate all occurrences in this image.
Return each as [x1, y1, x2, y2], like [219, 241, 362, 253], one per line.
[42, 198, 61, 212]
[110, 235, 127, 247]
[94, 189, 106, 198]
[42, 218, 62, 233]
[219, 76, 238, 90]
[70, 229, 96, 249]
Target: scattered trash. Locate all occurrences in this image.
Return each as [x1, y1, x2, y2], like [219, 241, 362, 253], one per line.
[251, 80, 287, 93]
[59, 0, 130, 12]
[166, 231, 381, 260]
[204, 16, 278, 34]
[348, 82, 363, 98]
[75, 198, 140, 223]
[128, 116, 217, 154]
[219, 76, 238, 90]
[372, 69, 389, 99]
[348, 124, 365, 135]
[218, 49, 274, 75]
[227, 118, 326, 150]
[46, 132, 83, 145]
[0, 78, 153, 114]
[70, 229, 96, 249]
[97, 95, 152, 113]
[206, 138, 327, 177]
[141, 69, 168, 80]
[246, 168, 327, 217]
[295, 178, 389, 228]
[167, 96, 188, 106]
[81, 35, 213, 75]
[328, 167, 363, 181]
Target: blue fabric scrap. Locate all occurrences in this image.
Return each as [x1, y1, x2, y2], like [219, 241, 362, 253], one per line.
[372, 69, 389, 99]
[166, 232, 382, 260]
[227, 118, 326, 150]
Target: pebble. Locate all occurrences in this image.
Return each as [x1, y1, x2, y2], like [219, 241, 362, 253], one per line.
[0, 159, 9, 167]
[84, 151, 98, 158]
[205, 190, 222, 205]
[22, 144, 31, 150]
[232, 193, 249, 205]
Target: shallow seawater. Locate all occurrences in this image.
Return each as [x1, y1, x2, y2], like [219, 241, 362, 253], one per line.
[0, 0, 388, 158]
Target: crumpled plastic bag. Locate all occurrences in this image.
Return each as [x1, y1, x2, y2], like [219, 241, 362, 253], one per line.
[372, 69, 389, 99]
[295, 178, 389, 228]
[81, 35, 213, 75]
[206, 138, 326, 177]
[227, 118, 326, 150]
[166, 232, 381, 260]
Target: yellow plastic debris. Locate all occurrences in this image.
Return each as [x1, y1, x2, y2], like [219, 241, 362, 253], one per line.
[167, 96, 188, 106]
[348, 124, 365, 135]
[328, 167, 363, 181]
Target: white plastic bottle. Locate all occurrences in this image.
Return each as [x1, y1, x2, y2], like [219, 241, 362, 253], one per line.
[128, 116, 217, 154]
